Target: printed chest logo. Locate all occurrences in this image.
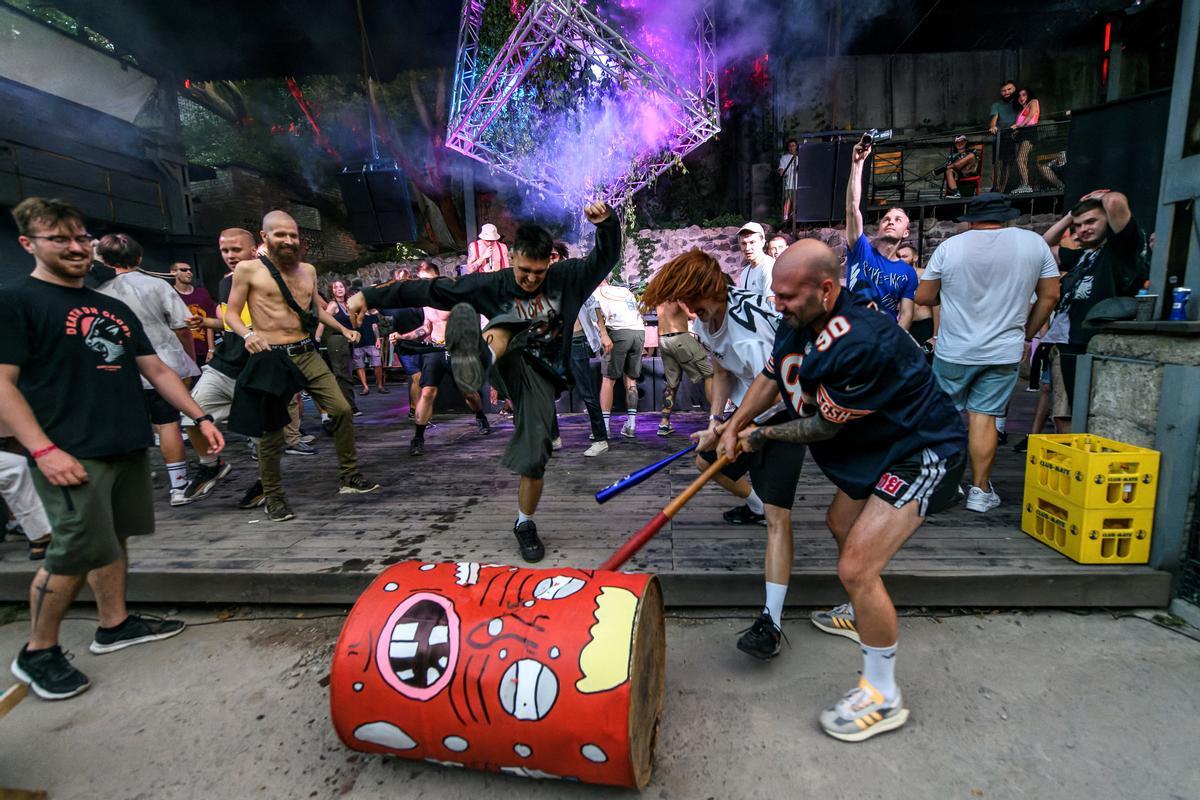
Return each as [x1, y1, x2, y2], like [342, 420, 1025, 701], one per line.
[65, 306, 132, 370]
[778, 353, 816, 416]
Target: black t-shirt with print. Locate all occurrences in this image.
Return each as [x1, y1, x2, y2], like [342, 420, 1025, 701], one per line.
[1057, 220, 1150, 346]
[0, 276, 156, 458]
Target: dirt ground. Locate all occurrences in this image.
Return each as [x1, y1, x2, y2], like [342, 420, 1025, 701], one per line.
[1, 606, 1197, 800]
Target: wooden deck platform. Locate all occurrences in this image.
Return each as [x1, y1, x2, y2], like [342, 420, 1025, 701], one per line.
[0, 390, 1170, 608]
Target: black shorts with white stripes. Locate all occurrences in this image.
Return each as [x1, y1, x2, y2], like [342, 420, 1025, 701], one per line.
[869, 447, 966, 517]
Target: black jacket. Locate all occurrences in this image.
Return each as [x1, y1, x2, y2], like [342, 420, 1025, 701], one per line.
[228, 349, 307, 437]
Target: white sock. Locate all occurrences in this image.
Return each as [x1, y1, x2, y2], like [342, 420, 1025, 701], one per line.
[861, 642, 898, 701]
[995, 416, 1007, 433]
[198, 453, 219, 467]
[321, 412, 331, 422]
[517, 510, 533, 526]
[764, 581, 788, 625]
[626, 409, 637, 424]
[602, 411, 611, 429]
[166, 461, 189, 490]
[745, 488, 765, 515]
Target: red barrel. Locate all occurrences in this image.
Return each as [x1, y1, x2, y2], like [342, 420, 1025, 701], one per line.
[330, 561, 665, 788]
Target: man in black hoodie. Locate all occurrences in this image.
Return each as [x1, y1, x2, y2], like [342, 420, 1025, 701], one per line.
[353, 202, 619, 562]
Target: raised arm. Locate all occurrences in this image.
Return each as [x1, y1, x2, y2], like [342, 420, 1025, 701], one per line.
[572, 203, 621, 289]
[1042, 212, 1073, 265]
[845, 142, 870, 243]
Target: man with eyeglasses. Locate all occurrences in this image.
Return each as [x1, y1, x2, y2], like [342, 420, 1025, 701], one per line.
[171, 262, 216, 366]
[0, 197, 224, 700]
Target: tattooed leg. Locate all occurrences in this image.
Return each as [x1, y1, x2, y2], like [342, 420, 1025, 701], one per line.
[28, 568, 85, 650]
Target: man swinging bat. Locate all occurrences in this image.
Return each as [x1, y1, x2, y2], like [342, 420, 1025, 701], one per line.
[352, 202, 620, 563]
[639, 249, 806, 660]
[716, 239, 966, 742]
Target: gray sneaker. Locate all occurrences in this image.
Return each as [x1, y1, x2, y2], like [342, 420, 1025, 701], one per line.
[810, 603, 860, 643]
[265, 497, 295, 521]
[285, 441, 317, 456]
[965, 484, 1001, 513]
[819, 678, 909, 742]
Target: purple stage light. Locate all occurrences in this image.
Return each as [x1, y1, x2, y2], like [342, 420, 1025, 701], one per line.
[446, 0, 719, 209]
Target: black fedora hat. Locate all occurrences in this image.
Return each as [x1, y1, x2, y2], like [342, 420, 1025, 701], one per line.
[957, 192, 1020, 222]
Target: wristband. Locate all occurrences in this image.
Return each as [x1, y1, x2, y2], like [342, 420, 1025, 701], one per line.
[243, 331, 257, 340]
[194, 414, 215, 425]
[31, 444, 58, 459]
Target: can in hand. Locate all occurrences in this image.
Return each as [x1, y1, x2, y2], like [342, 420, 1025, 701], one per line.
[1170, 287, 1192, 321]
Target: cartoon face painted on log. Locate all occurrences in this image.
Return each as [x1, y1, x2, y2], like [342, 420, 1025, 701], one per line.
[332, 561, 647, 782]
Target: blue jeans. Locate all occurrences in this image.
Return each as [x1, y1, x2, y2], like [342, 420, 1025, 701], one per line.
[570, 335, 607, 441]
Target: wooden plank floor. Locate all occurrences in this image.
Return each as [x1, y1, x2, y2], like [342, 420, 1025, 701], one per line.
[0, 387, 1170, 607]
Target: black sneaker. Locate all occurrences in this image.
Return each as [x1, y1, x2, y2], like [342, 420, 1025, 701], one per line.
[247, 440, 258, 462]
[407, 408, 415, 420]
[723, 504, 766, 525]
[513, 520, 545, 563]
[339, 474, 381, 494]
[736, 611, 783, 660]
[997, 430, 1009, 446]
[183, 459, 231, 503]
[321, 417, 336, 434]
[477, 415, 492, 435]
[11, 644, 90, 700]
[1014, 437, 1029, 453]
[409, 437, 425, 456]
[90, 613, 186, 655]
[446, 303, 485, 394]
[265, 497, 295, 521]
[238, 480, 265, 509]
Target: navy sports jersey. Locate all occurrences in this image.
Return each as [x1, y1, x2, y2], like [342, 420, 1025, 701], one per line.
[763, 291, 965, 495]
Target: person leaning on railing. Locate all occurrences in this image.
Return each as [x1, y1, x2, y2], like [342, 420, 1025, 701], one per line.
[1010, 87, 1041, 194]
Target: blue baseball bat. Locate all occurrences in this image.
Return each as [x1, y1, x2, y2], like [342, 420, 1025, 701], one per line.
[594, 444, 698, 504]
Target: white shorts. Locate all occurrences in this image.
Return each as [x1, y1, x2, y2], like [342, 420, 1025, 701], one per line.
[0, 450, 52, 540]
[182, 365, 237, 427]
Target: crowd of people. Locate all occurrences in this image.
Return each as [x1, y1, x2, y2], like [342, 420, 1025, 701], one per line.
[0, 158, 1150, 745]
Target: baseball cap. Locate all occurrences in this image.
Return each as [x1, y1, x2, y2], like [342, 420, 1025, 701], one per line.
[738, 221, 765, 237]
[954, 134, 967, 142]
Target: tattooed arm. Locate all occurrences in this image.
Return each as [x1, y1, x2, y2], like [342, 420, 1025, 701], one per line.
[738, 413, 842, 452]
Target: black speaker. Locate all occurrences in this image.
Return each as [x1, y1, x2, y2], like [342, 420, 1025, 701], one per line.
[1064, 90, 1168, 232]
[336, 162, 419, 244]
[790, 142, 838, 222]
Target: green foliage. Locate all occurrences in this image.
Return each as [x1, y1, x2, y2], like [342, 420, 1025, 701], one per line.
[314, 243, 429, 276]
[2, 0, 128, 61]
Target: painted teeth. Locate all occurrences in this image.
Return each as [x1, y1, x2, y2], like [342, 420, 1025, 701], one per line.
[428, 625, 448, 646]
[438, 656, 448, 668]
[391, 623, 419, 642]
[426, 667, 440, 684]
[389, 641, 418, 659]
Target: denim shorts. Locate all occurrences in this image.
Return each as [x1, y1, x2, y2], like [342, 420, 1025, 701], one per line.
[932, 358, 1019, 416]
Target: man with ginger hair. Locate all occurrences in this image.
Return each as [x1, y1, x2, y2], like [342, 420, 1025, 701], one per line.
[640, 248, 804, 660]
[717, 238, 965, 741]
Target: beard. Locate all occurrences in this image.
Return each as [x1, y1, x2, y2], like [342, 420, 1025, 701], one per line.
[268, 241, 300, 265]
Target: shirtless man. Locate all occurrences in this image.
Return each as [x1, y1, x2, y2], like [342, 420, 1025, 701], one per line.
[403, 262, 491, 456]
[225, 211, 379, 521]
[655, 300, 712, 436]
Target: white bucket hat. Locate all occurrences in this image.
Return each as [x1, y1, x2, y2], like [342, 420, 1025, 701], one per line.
[478, 223, 501, 241]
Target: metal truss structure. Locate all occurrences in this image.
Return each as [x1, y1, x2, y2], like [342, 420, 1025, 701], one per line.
[446, 0, 719, 207]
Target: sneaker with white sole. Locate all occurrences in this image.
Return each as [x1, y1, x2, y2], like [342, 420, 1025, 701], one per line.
[12, 644, 90, 700]
[621, 420, 637, 438]
[445, 303, 485, 394]
[965, 484, 1001, 513]
[819, 678, 909, 742]
[182, 459, 231, 503]
[583, 441, 609, 457]
[551, 436, 562, 451]
[810, 603, 860, 643]
[285, 441, 317, 456]
[90, 613, 186, 655]
[169, 488, 191, 507]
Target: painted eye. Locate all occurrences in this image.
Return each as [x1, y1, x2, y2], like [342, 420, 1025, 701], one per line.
[376, 592, 460, 701]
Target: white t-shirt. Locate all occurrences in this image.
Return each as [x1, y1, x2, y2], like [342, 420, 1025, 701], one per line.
[922, 227, 1059, 365]
[736, 255, 776, 301]
[97, 270, 200, 388]
[577, 295, 603, 352]
[692, 288, 780, 406]
[778, 152, 799, 190]
[593, 285, 643, 332]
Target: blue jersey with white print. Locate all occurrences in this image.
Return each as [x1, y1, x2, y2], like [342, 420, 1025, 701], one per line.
[845, 234, 917, 321]
[762, 292, 965, 494]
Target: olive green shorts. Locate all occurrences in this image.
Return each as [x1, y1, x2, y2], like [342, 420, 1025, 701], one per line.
[31, 450, 155, 575]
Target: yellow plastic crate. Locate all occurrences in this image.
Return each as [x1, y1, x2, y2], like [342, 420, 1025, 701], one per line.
[1021, 486, 1152, 564]
[1024, 434, 1159, 510]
